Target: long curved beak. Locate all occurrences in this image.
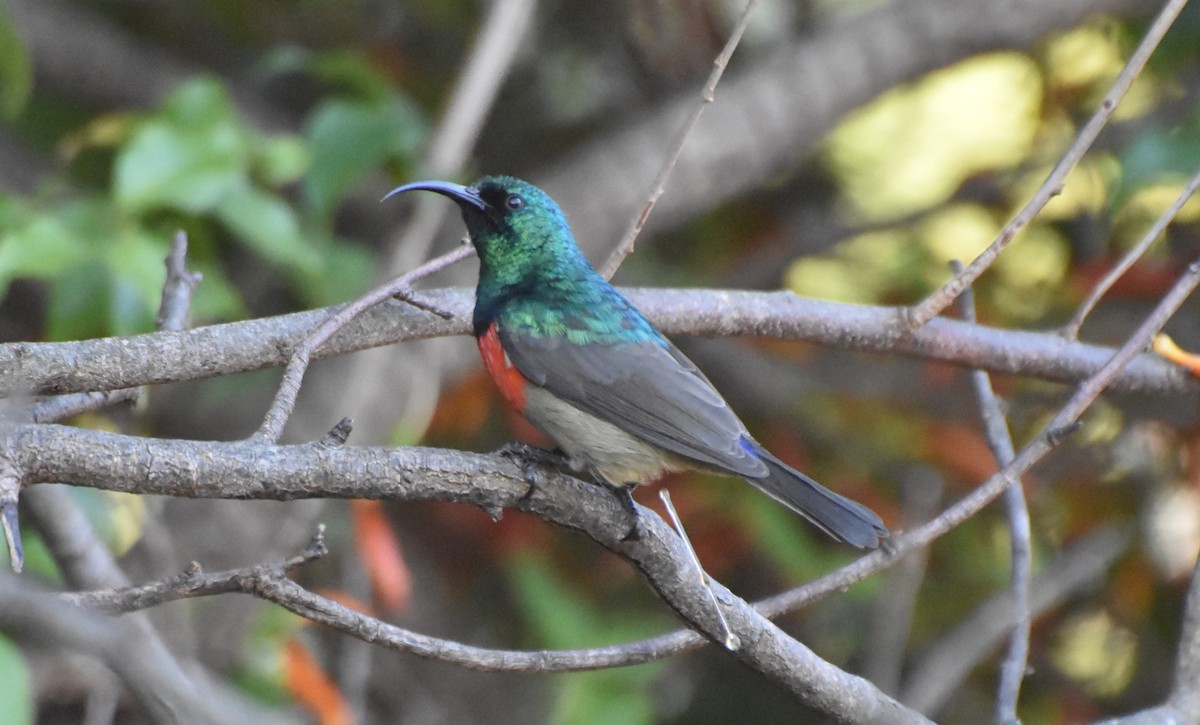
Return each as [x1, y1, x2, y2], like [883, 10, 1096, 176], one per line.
[382, 180, 486, 211]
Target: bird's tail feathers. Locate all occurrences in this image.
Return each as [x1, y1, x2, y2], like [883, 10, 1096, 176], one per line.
[749, 449, 889, 549]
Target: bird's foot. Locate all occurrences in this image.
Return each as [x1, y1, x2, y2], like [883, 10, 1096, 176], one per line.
[606, 482, 643, 542]
[495, 442, 571, 502]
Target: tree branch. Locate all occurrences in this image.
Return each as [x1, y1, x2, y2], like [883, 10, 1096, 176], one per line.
[2, 288, 1193, 399]
[3, 423, 925, 722]
[952, 261, 1031, 724]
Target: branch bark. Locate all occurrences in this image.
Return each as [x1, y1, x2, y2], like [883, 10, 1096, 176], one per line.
[2, 288, 1193, 399]
[3, 423, 924, 723]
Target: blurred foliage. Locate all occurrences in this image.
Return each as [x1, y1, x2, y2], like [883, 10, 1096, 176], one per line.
[0, 634, 32, 725]
[0, 4, 31, 120]
[3, 1, 1200, 723]
[0, 55, 422, 338]
[508, 554, 667, 724]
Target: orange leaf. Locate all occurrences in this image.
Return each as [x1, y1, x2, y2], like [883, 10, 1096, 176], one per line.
[923, 422, 999, 486]
[350, 500, 411, 613]
[284, 639, 353, 725]
[1152, 333, 1200, 377]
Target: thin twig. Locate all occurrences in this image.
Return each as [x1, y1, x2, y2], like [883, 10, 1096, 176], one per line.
[597, 0, 760, 279]
[1062, 166, 1200, 339]
[65, 525, 329, 614]
[157, 230, 203, 333]
[951, 260, 1031, 724]
[906, 0, 1189, 329]
[659, 490, 738, 650]
[253, 243, 473, 443]
[25, 389, 140, 425]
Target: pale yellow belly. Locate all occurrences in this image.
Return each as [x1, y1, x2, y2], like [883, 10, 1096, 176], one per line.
[522, 386, 685, 484]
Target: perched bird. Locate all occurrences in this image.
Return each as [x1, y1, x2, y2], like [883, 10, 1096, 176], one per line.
[385, 176, 889, 549]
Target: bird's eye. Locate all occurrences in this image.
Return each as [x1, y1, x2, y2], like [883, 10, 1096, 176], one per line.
[505, 194, 524, 211]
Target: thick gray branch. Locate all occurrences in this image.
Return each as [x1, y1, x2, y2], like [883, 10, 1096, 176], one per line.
[1, 288, 1193, 398]
[3, 422, 923, 723]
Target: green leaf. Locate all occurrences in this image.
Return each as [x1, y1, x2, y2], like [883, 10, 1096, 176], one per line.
[215, 180, 323, 274]
[103, 231, 170, 335]
[0, 3, 32, 119]
[308, 50, 394, 102]
[293, 238, 373, 307]
[46, 263, 112, 341]
[188, 257, 246, 323]
[1119, 129, 1200, 203]
[255, 135, 310, 186]
[507, 556, 660, 725]
[0, 635, 32, 725]
[304, 97, 426, 219]
[114, 79, 248, 213]
[0, 214, 86, 293]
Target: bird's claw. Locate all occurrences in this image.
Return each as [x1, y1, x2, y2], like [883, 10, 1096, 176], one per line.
[494, 442, 570, 502]
[609, 483, 644, 542]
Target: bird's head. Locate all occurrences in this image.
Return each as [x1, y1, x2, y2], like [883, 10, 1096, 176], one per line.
[384, 176, 589, 283]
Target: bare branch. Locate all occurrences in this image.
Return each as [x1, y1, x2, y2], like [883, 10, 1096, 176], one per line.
[63, 525, 703, 673]
[25, 388, 140, 425]
[12, 235, 268, 723]
[4, 424, 926, 722]
[4, 251, 1195, 715]
[907, 0, 1189, 329]
[1063, 166, 1200, 339]
[597, 0, 759, 278]
[157, 231, 203, 333]
[952, 260, 1031, 724]
[3, 288, 1194, 399]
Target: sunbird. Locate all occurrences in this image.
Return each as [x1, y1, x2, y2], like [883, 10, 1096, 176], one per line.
[386, 176, 889, 548]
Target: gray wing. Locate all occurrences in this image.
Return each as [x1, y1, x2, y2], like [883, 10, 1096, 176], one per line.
[498, 328, 768, 478]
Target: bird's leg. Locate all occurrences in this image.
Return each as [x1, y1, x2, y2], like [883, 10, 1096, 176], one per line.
[605, 482, 643, 542]
[495, 442, 572, 502]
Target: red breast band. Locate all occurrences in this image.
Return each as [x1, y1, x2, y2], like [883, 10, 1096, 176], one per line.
[477, 323, 527, 411]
